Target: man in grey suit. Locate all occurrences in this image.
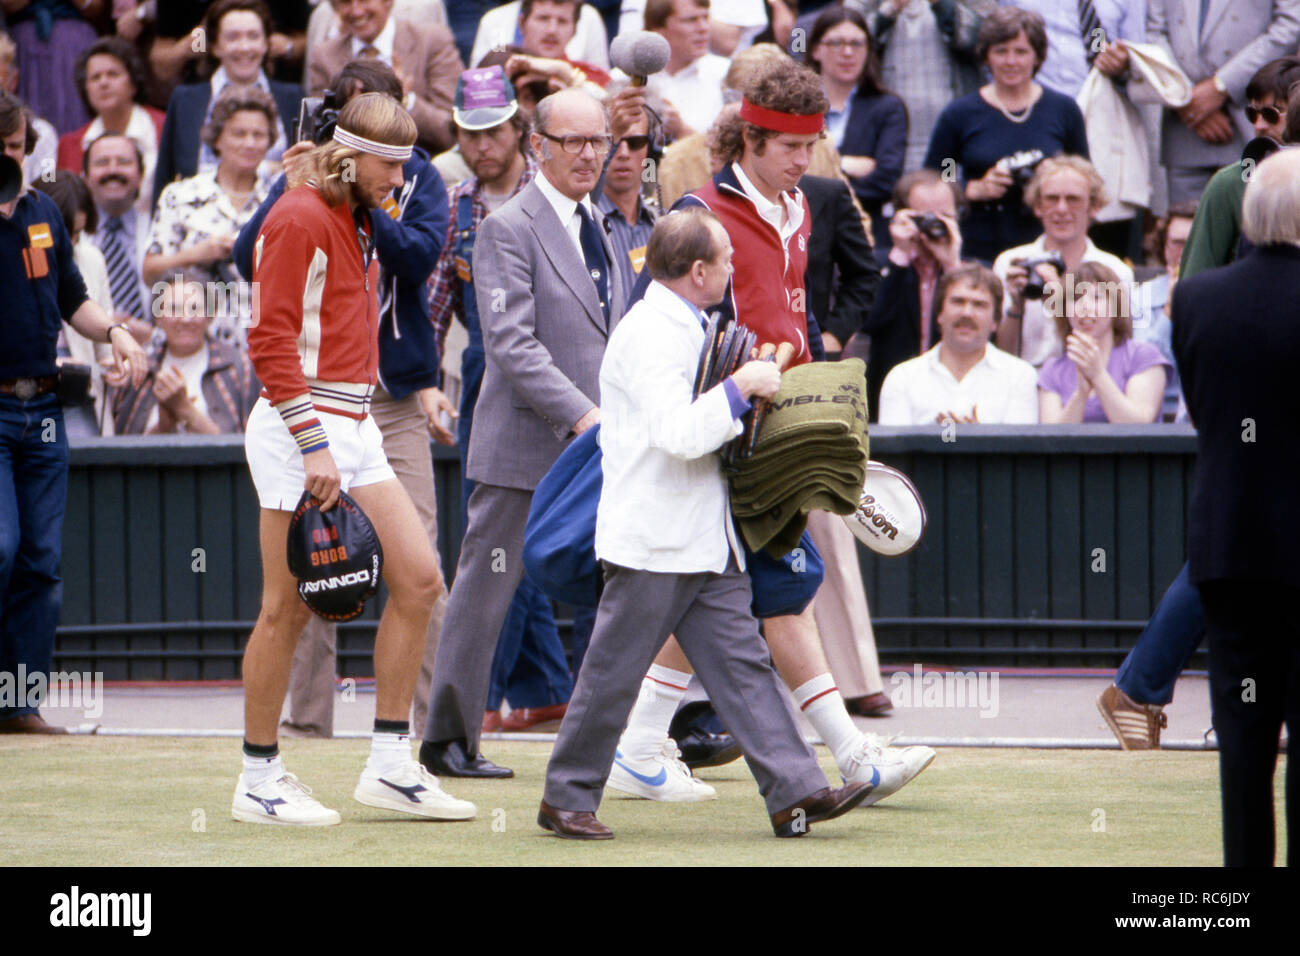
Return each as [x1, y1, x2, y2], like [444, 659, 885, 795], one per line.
[1144, 0, 1300, 203]
[419, 88, 622, 778]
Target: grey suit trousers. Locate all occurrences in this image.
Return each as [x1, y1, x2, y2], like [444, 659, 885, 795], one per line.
[422, 481, 534, 749]
[543, 559, 829, 816]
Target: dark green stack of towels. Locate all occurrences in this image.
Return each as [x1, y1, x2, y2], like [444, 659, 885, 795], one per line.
[727, 359, 870, 557]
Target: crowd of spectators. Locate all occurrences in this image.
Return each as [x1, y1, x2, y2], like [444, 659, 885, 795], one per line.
[4, 0, 1298, 436]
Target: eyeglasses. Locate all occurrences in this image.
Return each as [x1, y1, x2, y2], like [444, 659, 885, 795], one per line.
[538, 131, 612, 155]
[820, 38, 866, 51]
[618, 135, 650, 151]
[1245, 104, 1284, 124]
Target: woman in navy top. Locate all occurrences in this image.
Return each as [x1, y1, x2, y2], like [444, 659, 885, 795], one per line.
[808, 6, 906, 253]
[923, 6, 1088, 263]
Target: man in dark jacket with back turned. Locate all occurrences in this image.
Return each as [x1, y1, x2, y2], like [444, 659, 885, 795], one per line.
[1172, 148, 1300, 867]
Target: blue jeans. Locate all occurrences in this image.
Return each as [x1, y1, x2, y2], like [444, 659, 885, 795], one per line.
[486, 576, 574, 710]
[1115, 562, 1206, 706]
[0, 395, 68, 719]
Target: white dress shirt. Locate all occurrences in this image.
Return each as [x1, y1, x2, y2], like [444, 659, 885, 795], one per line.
[597, 280, 745, 574]
[878, 343, 1040, 425]
[992, 236, 1134, 368]
[534, 169, 598, 262]
[646, 53, 730, 136]
[470, 1, 611, 70]
[351, 13, 396, 61]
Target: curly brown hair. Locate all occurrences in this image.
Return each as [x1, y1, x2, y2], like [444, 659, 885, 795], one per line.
[201, 85, 279, 157]
[711, 58, 827, 166]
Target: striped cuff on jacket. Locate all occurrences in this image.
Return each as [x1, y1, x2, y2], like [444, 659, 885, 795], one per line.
[275, 394, 330, 453]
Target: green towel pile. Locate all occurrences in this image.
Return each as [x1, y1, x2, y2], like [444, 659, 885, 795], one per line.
[728, 359, 869, 557]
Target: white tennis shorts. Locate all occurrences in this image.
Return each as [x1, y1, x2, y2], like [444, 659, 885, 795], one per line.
[245, 397, 395, 511]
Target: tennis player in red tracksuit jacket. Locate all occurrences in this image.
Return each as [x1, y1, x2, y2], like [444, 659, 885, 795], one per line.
[233, 93, 475, 828]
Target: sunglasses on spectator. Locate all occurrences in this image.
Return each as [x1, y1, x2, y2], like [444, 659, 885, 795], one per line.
[618, 135, 651, 151]
[1245, 104, 1284, 124]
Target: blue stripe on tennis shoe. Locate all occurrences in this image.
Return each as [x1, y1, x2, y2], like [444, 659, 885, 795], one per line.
[613, 749, 668, 787]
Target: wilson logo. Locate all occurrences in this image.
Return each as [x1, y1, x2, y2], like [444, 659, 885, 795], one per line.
[301, 569, 372, 592]
[856, 495, 899, 540]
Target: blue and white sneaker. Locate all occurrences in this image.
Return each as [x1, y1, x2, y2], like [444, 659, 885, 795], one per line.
[607, 738, 717, 802]
[354, 760, 476, 820]
[842, 733, 935, 807]
[232, 771, 342, 826]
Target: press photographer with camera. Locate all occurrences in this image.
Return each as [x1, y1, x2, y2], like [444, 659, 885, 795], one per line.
[860, 168, 964, 421]
[922, 7, 1088, 264]
[993, 155, 1131, 368]
[0, 90, 147, 735]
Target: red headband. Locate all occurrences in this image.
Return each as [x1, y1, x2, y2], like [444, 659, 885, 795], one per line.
[739, 98, 825, 135]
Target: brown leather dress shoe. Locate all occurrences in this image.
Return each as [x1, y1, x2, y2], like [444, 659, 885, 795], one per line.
[846, 692, 894, 717]
[0, 713, 68, 734]
[537, 800, 614, 840]
[770, 781, 874, 837]
[502, 702, 567, 732]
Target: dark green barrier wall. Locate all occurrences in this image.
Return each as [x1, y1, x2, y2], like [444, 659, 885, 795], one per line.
[56, 426, 1198, 678]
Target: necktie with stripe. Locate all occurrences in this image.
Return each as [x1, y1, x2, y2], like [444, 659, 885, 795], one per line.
[101, 216, 145, 321]
[1077, 0, 1106, 64]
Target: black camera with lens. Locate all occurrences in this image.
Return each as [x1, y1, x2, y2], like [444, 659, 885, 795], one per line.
[912, 212, 950, 241]
[1000, 148, 1046, 188]
[55, 362, 93, 407]
[1015, 251, 1066, 300]
[295, 89, 344, 145]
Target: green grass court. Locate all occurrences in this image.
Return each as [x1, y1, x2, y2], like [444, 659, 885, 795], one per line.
[1, 738, 1284, 866]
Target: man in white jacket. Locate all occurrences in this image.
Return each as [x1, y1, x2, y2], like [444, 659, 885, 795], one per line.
[538, 207, 874, 840]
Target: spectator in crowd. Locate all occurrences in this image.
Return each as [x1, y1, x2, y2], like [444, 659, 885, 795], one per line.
[1179, 58, 1300, 277]
[234, 57, 456, 738]
[58, 37, 165, 217]
[1037, 261, 1169, 424]
[108, 278, 260, 434]
[153, 0, 303, 208]
[878, 262, 1037, 424]
[309, 0, 465, 155]
[706, 0, 777, 54]
[861, 167, 964, 420]
[470, 0, 611, 77]
[1131, 202, 1195, 422]
[1144, 0, 1300, 205]
[1008, 1, 1146, 262]
[145, 85, 277, 348]
[3, 0, 102, 134]
[1010, 0, 1143, 99]
[426, 66, 576, 733]
[993, 155, 1130, 367]
[849, 0, 995, 172]
[923, 6, 1089, 264]
[807, 5, 905, 252]
[145, 0, 309, 94]
[598, 108, 656, 300]
[0, 31, 58, 197]
[32, 170, 115, 436]
[643, 0, 731, 140]
[304, 1, 448, 88]
[83, 133, 153, 343]
[1172, 148, 1300, 866]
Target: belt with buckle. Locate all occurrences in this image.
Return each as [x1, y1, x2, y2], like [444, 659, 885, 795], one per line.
[0, 375, 58, 400]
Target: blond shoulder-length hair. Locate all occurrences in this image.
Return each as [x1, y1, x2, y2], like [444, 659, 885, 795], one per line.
[311, 92, 417, 207]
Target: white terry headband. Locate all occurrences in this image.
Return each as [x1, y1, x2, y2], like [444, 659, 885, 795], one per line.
[332, 126, 413, 161]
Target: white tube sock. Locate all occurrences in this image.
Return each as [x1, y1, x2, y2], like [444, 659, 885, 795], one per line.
[618, 664, 692, 760]
[793, 673, 862, 772]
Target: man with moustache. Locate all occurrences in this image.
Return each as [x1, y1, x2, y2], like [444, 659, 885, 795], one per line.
[426, 65, 575, 735]
[83, 134, 153, 343]
[418, 87, 623, 778]
[597, 109, 656, 304]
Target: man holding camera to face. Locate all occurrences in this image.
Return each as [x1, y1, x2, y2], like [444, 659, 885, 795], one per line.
[860, 168, 964, 421]
[992, 155, 1131, 368]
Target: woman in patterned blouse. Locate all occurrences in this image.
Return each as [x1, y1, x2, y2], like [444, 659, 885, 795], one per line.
[142, 85, 276, 348]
